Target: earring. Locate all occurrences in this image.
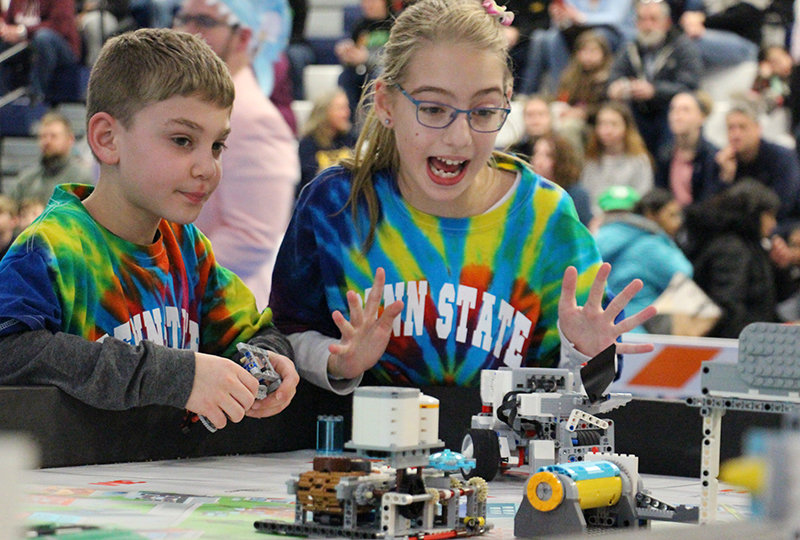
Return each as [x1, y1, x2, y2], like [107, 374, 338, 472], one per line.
[384, 119, 391, 126]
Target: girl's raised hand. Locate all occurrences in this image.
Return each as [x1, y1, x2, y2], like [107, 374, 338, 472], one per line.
[327, 267, 404, 379]
[558, 263, 656, 357]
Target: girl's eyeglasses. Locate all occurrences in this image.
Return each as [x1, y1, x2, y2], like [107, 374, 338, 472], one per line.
[396, 84, 510, 133]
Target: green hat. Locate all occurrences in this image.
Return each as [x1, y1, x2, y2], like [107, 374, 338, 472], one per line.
[598, 185, 641, 212]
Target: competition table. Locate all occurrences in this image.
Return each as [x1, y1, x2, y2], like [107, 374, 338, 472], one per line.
[20, 449, 752, 540]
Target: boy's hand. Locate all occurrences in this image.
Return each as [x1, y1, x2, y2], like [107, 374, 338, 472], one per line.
[246, 353, 299, 418]
[186, 352, 259, 430]
[558, 263, 656, 357]
[327, 267, 404, 379]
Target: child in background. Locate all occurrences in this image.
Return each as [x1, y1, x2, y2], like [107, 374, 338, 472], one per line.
[752, 44, 793, 113]
[580, 101, 654, 216]
[335, 0, 393, 118]
[530, 132, 592, 227]
[0, 29, 299, 430]
[684, 179, 791, 338]
[270, 0, 655, 392]
[297, 88, 358, 197]
[595, 187, 692, 333]
[0, 195, 18, 260]
[16, 197, 45, 232]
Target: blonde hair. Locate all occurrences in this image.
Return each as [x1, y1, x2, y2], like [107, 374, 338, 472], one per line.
[302, 87, 349, 148]
[342, 0, 512, 251]
[86, 28, 234, 130]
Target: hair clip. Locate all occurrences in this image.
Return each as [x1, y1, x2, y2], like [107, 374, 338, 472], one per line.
[482, 0, 514, 26]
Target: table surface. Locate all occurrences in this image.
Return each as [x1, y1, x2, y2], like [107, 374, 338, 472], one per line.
[21, 449, 751, 539]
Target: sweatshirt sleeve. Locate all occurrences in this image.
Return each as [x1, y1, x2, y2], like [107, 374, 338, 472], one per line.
[0, 330, 195, 410]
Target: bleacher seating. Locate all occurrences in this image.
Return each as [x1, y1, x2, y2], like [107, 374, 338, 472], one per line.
[56, 102, 88, 138]
[303, 64, 344, 102]
[0, 135, 38, 194]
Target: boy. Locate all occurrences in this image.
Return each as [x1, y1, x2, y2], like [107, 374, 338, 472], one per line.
[0, 195, 18, 260]
[16, 196, 45, 231]
[0, 28, 299, 431]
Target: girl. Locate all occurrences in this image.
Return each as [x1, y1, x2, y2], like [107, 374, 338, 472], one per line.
[595, 187, 693, 333]
[297, 88, 358, 197]
[270, 0, 654, 391]
[580, 101, 654, 215]
[530, 132, 592, 227]
[683, 180, 790, 338]
[555, 30, 614, 151]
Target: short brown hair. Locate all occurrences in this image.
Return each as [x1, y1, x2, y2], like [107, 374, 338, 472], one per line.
[86, 28, 234, 129]
[37, 112, 74, 136]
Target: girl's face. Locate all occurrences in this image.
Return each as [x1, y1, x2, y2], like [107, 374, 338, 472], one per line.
[576, 41, 604, 71]
[327, 92, 352, 134]
[595, 108, 626, 150]
[650, 200, 682, 238]
[376, 43, 508, 216]
[531, 138, 554, 178]
[668, 93, 704, 137]
[523, 99, 551, 138]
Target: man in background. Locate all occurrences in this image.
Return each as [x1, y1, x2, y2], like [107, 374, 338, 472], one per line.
[11, 112, 93, 204]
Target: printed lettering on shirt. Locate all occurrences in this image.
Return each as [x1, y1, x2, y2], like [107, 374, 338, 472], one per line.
[99, 307, 200, 350]
[361, 280, 532, 364]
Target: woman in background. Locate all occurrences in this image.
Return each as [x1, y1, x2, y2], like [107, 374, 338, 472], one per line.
[580, 101, 654, 215]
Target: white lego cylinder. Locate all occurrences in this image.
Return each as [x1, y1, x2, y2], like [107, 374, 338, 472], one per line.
[418, 394, 439, 444]
[352, 387, 420, 448]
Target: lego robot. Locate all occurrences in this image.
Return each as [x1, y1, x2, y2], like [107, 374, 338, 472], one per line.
[686, 322, 800, 523]
[461, 344, 632, 480]
[200, 342, 282, 432]
[254, 387, 492, 539]
[514, 454, 699, 537]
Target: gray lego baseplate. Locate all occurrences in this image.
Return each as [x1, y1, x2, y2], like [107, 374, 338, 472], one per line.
[698, 323, 800, 402]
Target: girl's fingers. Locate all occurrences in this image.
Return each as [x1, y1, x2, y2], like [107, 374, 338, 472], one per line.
[364, 268, 387, 320]
[585, 262, 611, 309]
[614, 305, 658, 334]
[604, 278, 644, 320]
[346, 290, 364, 328]
[559, 266, 579, 312]
[331, 310, 354, 339]
[616, 341, 655, 355]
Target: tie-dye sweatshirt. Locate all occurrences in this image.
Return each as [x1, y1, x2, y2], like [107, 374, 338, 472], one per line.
[270, 154, 603, 387]
[0, 184, 284, 410]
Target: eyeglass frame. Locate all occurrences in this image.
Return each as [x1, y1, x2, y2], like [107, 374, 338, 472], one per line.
[394, 84, 511, 133]
[173, 12, 239, 30]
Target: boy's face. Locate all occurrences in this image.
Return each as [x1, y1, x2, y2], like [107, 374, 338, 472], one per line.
[112, 95, 231, 227]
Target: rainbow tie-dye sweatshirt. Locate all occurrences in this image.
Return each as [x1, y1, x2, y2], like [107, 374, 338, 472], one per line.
[270, 154, 603, 387]
[0, 184, 279, 409]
